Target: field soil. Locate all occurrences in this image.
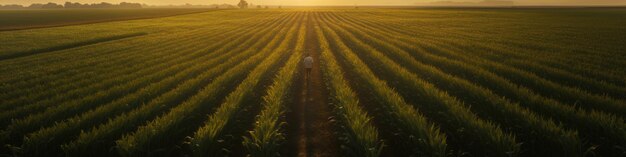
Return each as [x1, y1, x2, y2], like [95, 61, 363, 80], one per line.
[284, 15, 339, 157]
[2, 9, 626, 157]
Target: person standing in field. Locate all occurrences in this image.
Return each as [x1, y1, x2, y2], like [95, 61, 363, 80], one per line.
[303, 53, 314, 81]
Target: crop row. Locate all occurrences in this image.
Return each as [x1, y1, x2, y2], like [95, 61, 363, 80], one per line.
[2, 10, 624, 157]
[344, 10, 626, 87]
[314, 12, 454, 156]
[329, 11, 626, 156]
[320, 14, 521, 156]
[0, 28, 225, 108]
[338, 10, 626, 120]
[314, 16, 384, 156]
[61, 12, 300, 157]
[0, 12, 288, 135]
[11, 12, 296, 157]
[0, 13, 276, 109]
[321, 12, 583, 156]
[0, 11, 273, 92]
[344, 11, 626, 97]
[115, 13, 303, 157]
[0, 12, 294, 157]
[241, 14, 307, 157]
[0, 27, 244, 121]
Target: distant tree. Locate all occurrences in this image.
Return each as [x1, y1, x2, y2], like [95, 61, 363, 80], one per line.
[264, 6, 268, 9]
[41, 2, 63, 8]
[20, 1, 233, 9]
[92, 2, 113, 8]
[28, 3, 44, 8]
[278, 5, 281, 9]
[256, 5, 261, 8]
[0, 4, 24, 9]
[238, 0, 248, 9]
[64, 2, 84, 8]
[61, 2, 142, 9]
[119, 2, 142, 8]
[64, 2, 74, 8]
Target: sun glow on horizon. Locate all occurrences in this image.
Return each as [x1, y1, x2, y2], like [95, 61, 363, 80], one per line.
[1, 0, 625, 6]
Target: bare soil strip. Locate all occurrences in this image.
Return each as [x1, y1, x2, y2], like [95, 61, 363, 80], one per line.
[285, 12, 339, 157]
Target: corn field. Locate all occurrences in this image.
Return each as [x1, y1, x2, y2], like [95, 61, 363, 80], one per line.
[1, 8, 625, 157]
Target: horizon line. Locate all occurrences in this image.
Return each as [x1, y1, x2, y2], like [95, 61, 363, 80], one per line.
[2, 2, 626, 7]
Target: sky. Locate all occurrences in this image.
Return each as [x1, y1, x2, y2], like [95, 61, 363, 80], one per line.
[1, 0, 626, 6]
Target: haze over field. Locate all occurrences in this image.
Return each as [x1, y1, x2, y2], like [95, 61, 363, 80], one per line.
[1, 0, 626, 6]
[1, 0, 626, 155]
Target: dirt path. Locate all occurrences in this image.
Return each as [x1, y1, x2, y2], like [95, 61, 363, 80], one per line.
[285, 12, 339, 157]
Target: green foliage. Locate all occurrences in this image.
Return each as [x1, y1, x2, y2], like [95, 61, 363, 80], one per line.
[0, 8, 218, 31]
[0, 8, 625, 157]
[190, 14, 303, 157]
[241, 19, 306, 157]
[16, 15, 281, 156]
[114, 13, 301, 157]
[322, 12, 583, 156]
[317, 21, 383, 157]
[316, 12, 450, 157]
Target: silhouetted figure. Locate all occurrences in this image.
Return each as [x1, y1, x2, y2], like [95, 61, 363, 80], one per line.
[303, 53, 313, 81]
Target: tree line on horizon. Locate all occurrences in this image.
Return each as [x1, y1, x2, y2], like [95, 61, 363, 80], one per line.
[1, 0, 276, 10]
[0, 2, 143, 9]
[237, 0, 280, 9]
[0, 2, 242, 9]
